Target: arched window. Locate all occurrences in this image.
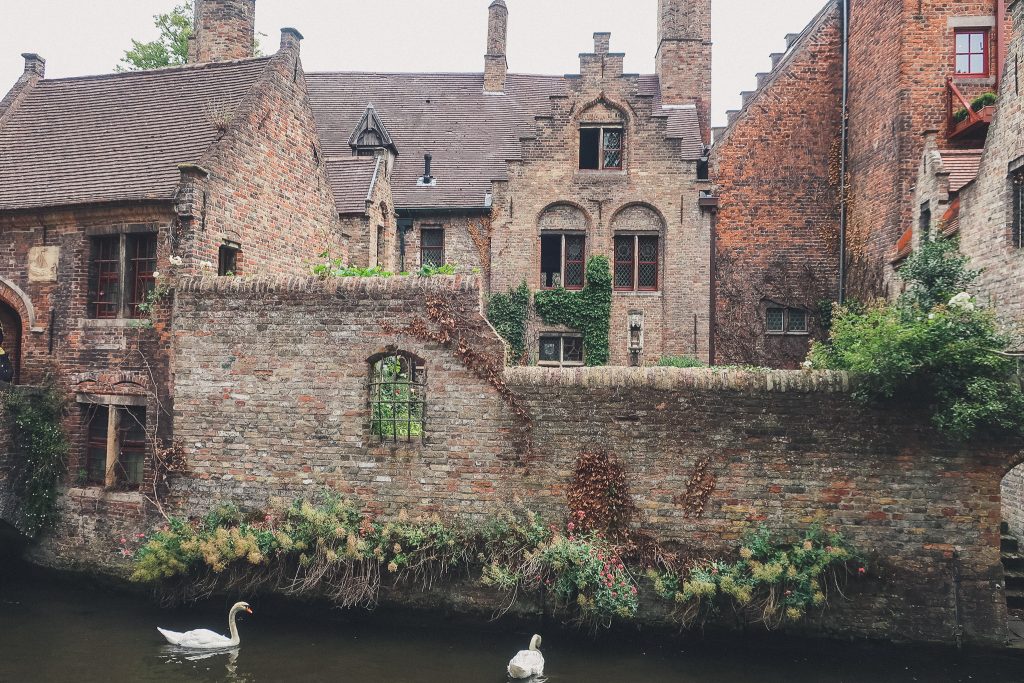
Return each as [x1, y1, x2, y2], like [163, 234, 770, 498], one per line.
[369, 352, 426, 442]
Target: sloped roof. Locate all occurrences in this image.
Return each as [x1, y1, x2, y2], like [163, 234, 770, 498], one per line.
[0, 58, 271, 211]
[326, 156, 379, 215]
[307, 72, 703, 210]
[939, 149, 984, 193]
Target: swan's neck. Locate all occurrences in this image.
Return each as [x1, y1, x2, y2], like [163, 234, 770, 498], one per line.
[227, 607, 242, 645]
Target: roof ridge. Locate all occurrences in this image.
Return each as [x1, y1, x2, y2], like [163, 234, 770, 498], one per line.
[36, 56, 273, 85]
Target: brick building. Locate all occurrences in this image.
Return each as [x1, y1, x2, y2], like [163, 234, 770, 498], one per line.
[307, 0, 713, 366]
[712, 0, 1014, 367]
[0, 0, 343, 490]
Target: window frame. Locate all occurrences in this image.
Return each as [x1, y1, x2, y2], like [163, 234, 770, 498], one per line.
[579, 124, 625, 171]
[613, 234, 660, 292]
[420, 226, 445, 268]
[89, 232, 159, 320]
[766, 307, 810, 336]
[218, 242, 242, 277]
[1012, 170, 1023, 249]
[540, 232, 586, 291]
[369, 352, 427, 444]
[82, 404, 147, 490]
[537, 333, 585, 367]
[954, 28, 990, 78]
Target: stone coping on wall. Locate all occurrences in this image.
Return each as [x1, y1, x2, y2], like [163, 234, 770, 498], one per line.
[175, 274, 483, 298]
[503, 366, 852, 393]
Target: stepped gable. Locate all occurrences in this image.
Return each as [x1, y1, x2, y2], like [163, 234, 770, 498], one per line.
[306, 71, 704, 211]
[325, 156, 380, 215]
[713, 1, 837, 145]
[0, 57, 271, 211]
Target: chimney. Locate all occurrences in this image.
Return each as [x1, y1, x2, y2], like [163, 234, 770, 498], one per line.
[484, 0, 508, 93]
[418, 154, 436, 186]
[188, 0, 256, 63]
[656, 0, 712, 143]
[21, 53, 45, 78]
[280, 27, 303, 52]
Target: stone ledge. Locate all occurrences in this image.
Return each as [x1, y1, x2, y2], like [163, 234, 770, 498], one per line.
[503, 366, 852, 393]
[176, 274, 482, 297]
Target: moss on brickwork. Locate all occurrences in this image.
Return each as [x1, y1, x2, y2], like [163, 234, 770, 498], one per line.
[486, 282, 530, 365]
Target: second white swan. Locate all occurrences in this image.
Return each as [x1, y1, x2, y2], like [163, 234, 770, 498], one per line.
[507, 634, 544, 679]
[157, 601, 253, 649]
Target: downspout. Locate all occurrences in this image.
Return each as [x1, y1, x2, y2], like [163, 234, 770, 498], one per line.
[708, 207, 717, 366]
[838, 0, 851, 305]
[996, 0, 1007, 88]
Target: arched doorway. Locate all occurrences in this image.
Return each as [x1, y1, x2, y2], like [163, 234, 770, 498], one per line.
[1001, 462, 1024, 641]
[0, 301, 22, 384]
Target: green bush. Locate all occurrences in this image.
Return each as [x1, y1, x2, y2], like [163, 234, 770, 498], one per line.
[952, 92, 997, 123]
[4, 386, 70, 537]
[657, 356, 706, 368]
[534, 256, 613, 366]
[809, 239, 1024, 440]
[486, 282, 531, 364]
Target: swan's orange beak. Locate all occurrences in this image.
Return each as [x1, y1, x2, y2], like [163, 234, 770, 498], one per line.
[245, 607, 253, 614]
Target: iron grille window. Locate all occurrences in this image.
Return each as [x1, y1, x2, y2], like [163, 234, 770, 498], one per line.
[919, 202, 932, 238]
[370, 353, 426, 443]
[955, 29, 989, 77]
[83, 405, 146, 488]
[90, 236, 121, 319]
[218, 243, 241, 276]
[614, 235, 659, 291]
[127, 235, 157, 317]
[579, 126, 624, 170]
[538, 334, 584, 366]
[540, 234, 585, 290]
[767, 307, 809, 335]
[420, 227, 445, 268]
[1013, 171, 1023, 249]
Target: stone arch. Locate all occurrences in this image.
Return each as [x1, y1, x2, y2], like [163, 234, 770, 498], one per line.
[0, 278, 37, 334]
[537, 201, 591, 232]
[574, 93, 631, 126]
[367, 348, 427, 443]
[610, 203, 667, 234]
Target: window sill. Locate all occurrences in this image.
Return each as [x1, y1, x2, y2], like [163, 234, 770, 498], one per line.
[952, 76, 995, 86]
[614, 290, 662, 297]
[765, 331, 810, 337]
[81, 318, 148, 329]
[65, 486, 144, 503]
[538, 362, 585, 368]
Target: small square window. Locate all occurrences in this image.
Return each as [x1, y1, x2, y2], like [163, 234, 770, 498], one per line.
[766, 308, 785, 334]
[420, 227, 445, 268]
[955, 29, 989, 77]
[538, 334, 585, 366]
[579, 126, 624, 171]
[788, 309, 808, 333]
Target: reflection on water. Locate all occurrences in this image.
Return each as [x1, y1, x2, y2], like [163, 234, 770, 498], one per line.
[2, 565, 1024, 683]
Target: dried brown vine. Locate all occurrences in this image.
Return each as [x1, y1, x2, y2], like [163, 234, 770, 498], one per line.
[673, 454, 716, 518]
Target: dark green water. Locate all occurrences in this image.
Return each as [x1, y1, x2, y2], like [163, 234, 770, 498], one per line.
[1, 565, 1023, 683]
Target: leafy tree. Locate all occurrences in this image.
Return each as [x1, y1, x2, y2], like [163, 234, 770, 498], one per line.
[117, 2, 194, 72]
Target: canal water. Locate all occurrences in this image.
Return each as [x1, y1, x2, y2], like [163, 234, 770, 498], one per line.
[2, 564, 1023, 683]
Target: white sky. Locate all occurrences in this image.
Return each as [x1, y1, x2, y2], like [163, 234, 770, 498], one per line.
[1, 0, 827, 127]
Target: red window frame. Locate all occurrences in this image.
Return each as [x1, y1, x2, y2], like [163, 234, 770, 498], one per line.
[613, 234, 660, 292]
[90, 236, 121, 319]
[420, 227, 445, 268]
[563, 234, 585, 290]
[954, 28, 990, 78]
[127, 235, 157, 318]
[85, 406, 109, 485]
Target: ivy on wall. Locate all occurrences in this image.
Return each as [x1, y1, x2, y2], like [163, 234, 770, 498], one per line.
[534, 256, 613, 366]
[4, 385, 70, 537]
[486, 282, 530, 365]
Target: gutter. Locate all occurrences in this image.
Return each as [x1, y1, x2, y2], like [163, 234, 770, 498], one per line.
[838, 0, 850, 305]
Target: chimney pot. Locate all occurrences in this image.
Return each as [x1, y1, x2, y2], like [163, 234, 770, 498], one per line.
[594, 32, 611, 55]
[424, 154, 433, 181]
[189, 0, 256, 63]
[21, 53, 45, 78]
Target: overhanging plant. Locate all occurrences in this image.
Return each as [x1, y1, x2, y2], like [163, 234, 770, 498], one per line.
[534, 256, 613, 366]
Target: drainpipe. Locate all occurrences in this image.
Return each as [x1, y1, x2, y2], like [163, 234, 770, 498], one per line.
[838, 0, 851, 305]
[996, 0, 1007, 87]
[708, 207, 718, 366]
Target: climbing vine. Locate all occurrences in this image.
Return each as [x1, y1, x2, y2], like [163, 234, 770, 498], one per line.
[3, 384, 70, 537]
[534, 256, 612, 366]
[486, 282, 530, 365]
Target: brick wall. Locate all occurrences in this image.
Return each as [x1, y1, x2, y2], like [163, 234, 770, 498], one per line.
[401, 215, 486, 275]
[712, 5, 842, 367]
[109, 275, 1022, 644]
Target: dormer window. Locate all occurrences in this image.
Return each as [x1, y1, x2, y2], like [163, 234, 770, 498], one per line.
[580, 125, 623, 171]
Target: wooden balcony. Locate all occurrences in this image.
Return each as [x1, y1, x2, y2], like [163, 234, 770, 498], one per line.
[946, 77, 994, 143]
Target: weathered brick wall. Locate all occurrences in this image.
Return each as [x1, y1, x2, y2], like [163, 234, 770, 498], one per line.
[1003, 465, 1024, 541]
[152, 275, 1024, 644]
[402, 215, 486, 275]
[958, 0, 1024, 336]
[712, 5, 842, 368]
[490, 38, 712, 366]
[181, 35, 345, 277]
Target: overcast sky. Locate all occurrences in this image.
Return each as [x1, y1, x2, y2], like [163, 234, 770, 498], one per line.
[1, 0, 827, 127]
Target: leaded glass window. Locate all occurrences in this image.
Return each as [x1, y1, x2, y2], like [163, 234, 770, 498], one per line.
[538, 334, 584, 366]
[421, 227, 445, 268]
[541, 234, 586, 290]
[766, 308, 785, 333]
[613, 235, 659, 292]
[579, 125, 624, 171]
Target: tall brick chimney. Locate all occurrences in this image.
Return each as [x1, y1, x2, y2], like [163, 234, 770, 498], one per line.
[188, 0, 256, 63]
[21, 53, 45, 78]
[656, 0, 712, 143]
[484, 0, 509, 93]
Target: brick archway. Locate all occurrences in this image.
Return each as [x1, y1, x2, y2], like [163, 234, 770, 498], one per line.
[0, 279, 36, 385]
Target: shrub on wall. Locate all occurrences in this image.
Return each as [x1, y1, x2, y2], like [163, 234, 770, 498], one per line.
[657, 356, 706, 368]
[809, 239, 1024, 440]
[486, 282, 530, 365]
[4, 385, 70, 537]
[534, 256, 613, 366]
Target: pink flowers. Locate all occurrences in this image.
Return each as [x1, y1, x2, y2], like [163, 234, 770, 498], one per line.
[576, 510, 586, 520]
[858, 567, 866, 575]
[567, 522, 575, 533]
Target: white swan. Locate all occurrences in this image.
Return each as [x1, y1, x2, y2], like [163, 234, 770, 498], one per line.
[507, 634, 544, 679]
[157, 601, 253, 649]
